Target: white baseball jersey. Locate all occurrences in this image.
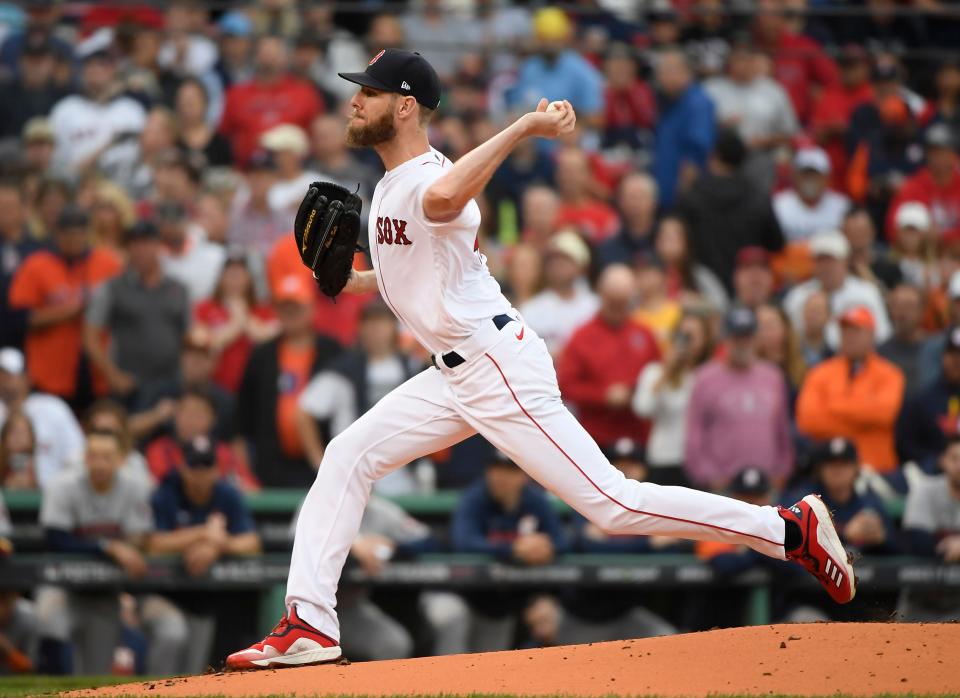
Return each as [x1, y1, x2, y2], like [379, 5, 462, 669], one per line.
[368, 148, 512, 355]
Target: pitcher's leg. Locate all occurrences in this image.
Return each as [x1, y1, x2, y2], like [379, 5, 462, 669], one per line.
[286, 368, 474, 640]
[456, 340, 786, 559]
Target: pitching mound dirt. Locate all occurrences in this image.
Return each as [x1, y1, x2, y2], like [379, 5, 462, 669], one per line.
[74, 623, 959, 696]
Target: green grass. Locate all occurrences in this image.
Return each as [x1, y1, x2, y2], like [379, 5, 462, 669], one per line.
[0, 678, 957, 698]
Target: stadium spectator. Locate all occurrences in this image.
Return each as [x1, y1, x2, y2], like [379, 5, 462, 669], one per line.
[784, 438, 897, 555]
[156, 201, 225, 304]
[9, 205, 122, 406]
[654, 214, 729, 313]
[127, 109, 178, 201]
[0, 34, 67, 140]
[633, 313, 714, 486]
[731, 247, 775, 311]
[0, 590, 37, 675]
[229, 150, 290, 258]
[923, 58, 960, 145]
[753, 0, 839, 124]
[174, 78, 233, 168]
[798, 290, 832, 367]
[773, 148, 851, 243]
[595, 172, 657, 270]
[520, 230, 597, 358]
[0, 182, 42, 352]
[146, 388, 256, 491]
[451, 451, 568, 651]
[148, 148, 203, 212]
[214, 11, 255, 88]
[21, 118, 57, 180]
[37, 429, 152, 675]
[632, 253, 681, 349]
[297, 302, 419, 490]
[898, 436, 960, 620]
[897, 326, 960, 472]
[891, 202, 938, 289]
[755, 304, 807, 392]
[236, 274, 341, 487]
[48, 41, 146, 183]
[704, 33, 798, 191]
[262, 123, 325, 216]
[558, 265, 660, 446]
[508, 8, 603, 127]
[84, 220, 189, 403]
[0, 410, 37, 490]
[82, 399, 152, 488]
[89, 182, 135, 257]
[517, 185, 560, 249]
[0, 347, 84, 488]
[810, 45, 874, 191]
[552, 147, 618, 244]
[685, 306, 794, 490]
[133, 329, 236, 444]
[502, 244, 541, 308]
[878, 283, 926, 394]
[193, 253, 279, 393]
[144, 435, 261, 675]
[843, 207, 902, 291]
[887, 123, 960, 240]
[652, 48, 715, 208]
[601, 43, 656, 151]
[219, 35, 323, 165]
[400, 0, 474, 82]
[797, 305, 905, 472]
[677, 129, 784, 293]
[783, 230, 892, 348]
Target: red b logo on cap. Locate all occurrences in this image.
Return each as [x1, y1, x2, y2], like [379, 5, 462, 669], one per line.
[369, 50, 385, 65]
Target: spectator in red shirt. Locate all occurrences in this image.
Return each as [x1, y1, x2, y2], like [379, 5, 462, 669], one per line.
[753, 0, 839, 124]
[601, 43, 655, 151]
[558, 264, 661, 446]
[887, 124, 960, 241]
[193, 252, 279, 394]
[811, 45, 875, 191]
[219, 35, 323, 165]
[553, 147, 619, 244]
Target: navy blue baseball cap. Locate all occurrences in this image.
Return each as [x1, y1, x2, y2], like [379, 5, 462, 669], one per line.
[339, 48, 442, 110]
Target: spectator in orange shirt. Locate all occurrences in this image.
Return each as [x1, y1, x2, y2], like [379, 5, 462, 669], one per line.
[8, 205, 121, 407]
[235, 275, 340, 487]
[796, 305, 906, 472]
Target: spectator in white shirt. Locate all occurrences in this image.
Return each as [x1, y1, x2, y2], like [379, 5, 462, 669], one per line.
[773, 148, 851, 242]
[0, 348, 84, 488]
[156, 201, 225, 304]
[783, 230, 892, 348]
[262, 124, 327, 216]
[520, 230, 599, 357]
[48, 43, 146, 183]
[632, 312, 714, 486]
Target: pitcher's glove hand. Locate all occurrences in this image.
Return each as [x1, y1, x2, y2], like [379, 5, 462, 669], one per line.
[293, 181, 362, 298]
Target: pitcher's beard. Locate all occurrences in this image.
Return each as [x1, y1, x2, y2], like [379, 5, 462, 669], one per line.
[346, 111, 397, 147]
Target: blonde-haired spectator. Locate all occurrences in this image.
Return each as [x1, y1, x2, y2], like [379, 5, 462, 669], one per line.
[91, 181, 135, 254]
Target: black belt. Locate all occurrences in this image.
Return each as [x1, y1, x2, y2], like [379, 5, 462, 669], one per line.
[432, 314, 515, 369]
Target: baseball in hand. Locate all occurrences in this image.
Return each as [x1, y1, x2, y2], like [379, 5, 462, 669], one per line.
[547, 101, 565, 113]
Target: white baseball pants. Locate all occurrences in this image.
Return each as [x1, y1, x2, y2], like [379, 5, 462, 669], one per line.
[287, 321, 787, 641]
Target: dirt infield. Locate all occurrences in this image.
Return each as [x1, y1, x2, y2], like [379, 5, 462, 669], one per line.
[75, 623, 959, 697]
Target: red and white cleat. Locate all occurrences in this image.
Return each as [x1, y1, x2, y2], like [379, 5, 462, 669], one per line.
[225, 606, 341, 671]
[780, 494, 857, 604]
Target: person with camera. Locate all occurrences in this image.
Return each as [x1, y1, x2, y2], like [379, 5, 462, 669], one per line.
[632, 313, 714, 486]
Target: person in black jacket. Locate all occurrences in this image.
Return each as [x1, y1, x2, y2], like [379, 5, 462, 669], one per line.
[235, 274, 340, 487]
[675, 129, 785, 293]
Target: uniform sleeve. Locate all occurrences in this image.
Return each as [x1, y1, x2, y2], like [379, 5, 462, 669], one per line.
[413, 170, 483, 232]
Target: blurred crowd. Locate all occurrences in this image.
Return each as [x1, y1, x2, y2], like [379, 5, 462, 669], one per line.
[1, 0, 960, 677]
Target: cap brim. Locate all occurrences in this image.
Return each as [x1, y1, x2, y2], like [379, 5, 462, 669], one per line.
[338, 71, 396, 94]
